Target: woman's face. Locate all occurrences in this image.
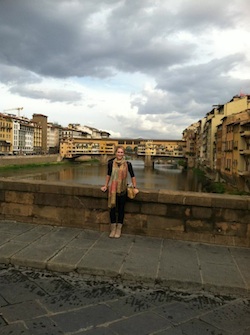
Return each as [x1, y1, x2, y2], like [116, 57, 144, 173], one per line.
[116, 148, 124, 160]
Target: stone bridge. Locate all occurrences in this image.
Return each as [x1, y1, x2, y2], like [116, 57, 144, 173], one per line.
[73, 153, 185, 168]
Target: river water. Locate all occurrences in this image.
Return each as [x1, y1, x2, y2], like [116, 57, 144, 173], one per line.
[2, 159, 202, 192]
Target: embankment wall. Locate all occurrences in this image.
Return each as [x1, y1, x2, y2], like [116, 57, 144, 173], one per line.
[0, 179, 249, 247]
[0, 155, 60, 166]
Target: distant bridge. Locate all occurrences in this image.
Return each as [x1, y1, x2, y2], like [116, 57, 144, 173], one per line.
[66, 152, 185, 159]
[64, 152, 186, 168]
[60, 138, 186, 164]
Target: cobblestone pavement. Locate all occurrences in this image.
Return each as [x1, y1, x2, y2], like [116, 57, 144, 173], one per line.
[0, 264, 249, 335]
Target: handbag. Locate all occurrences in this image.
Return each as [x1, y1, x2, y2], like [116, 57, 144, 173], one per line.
[127, 185, 139, 199]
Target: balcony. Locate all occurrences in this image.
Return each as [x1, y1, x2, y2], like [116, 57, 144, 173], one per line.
[238, 170, 250, 177]
[239, 149, 250, 155]
[240, 130, 250, 137]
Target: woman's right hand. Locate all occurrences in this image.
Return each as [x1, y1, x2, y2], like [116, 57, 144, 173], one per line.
[101, 186, 108, 192]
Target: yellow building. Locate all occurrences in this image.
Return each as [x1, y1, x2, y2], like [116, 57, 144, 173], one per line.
[183, 94, 250, 191]
[0, 113, 13, 154]
[215, 123, 223, 172]
[32, 121, 42, 154]
[220, 109, 250, 189]
[182, 122, 200, 168]
[238, 112, 250, 178]
[202, 106, 224, 170]
[224, 95, 250, 115]
[32, 114, 48, 154]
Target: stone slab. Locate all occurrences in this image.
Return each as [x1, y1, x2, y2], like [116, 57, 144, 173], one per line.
[121, 245, 161, 281]
[25, 317, 64, 335]
[0, 233, 12, 246]
[179, 318, 231, 335]
[158, 240, 202, 288]
[200, 300, 250, 333]
[106, 293, 155, 317]
[0, 300, 47, 322]
[108, 311, 170, 335]
[34, 227, 80, 245]
[11, 225, 54, 243]
[134, 235, 163, 249]
[47, 246, 88, 272]
[76, 229, 104, 240]
[200, 262, 246, 292]
[230, 247, 250, 289]
[94, 234, 134, 251]
[0, 281, 46, 304]
[77, 248, 127, 276]
[0, 323, 31, 335]
[10, 244, 61, 269]
[196, 244, 235, 265]
[0, 221, 35, 235]
[154, 301, 206, 326]
[51, 304, 121, 333]
[0, 241, 27, 263]
[66, 235, 98, 249]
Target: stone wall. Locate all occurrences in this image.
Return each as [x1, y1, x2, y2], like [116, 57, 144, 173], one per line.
[0, 178, 249, 247]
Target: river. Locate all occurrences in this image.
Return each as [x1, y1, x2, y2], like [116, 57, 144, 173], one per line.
[1, 159, 202, 192]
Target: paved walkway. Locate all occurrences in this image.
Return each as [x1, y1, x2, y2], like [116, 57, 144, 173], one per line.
[1, 265, 250, 335]
[0, 220, 249, 297]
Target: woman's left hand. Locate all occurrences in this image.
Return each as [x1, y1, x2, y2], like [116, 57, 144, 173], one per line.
[133, 188, 139, 195]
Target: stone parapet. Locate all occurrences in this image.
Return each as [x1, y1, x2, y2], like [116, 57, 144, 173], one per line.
[0, 178, 249, 247]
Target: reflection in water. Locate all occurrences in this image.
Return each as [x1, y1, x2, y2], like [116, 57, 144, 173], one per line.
[2, 159, 202, 192]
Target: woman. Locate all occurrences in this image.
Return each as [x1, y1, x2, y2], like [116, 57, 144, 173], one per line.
[101, 146, 137, 238]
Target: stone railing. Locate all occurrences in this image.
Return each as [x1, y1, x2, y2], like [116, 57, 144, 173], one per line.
[0, 178, 249, 247]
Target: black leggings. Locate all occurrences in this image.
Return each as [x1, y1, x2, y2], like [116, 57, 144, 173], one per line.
[110, 193, 127, 224]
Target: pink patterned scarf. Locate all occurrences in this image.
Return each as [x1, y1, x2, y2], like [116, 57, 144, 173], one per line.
[108, 158, 128, 208]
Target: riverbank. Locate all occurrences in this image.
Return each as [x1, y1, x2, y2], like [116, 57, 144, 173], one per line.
[0, 154, 60, 167]
[0, 155, 100, 171]
[0, 161, 69, 171]
[193, 167, 250, 196]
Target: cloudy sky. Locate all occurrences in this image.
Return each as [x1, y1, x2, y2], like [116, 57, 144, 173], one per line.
[1, 0, 250, 139]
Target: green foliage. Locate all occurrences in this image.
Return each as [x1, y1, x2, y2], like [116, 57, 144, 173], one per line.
[192, 168, 206, 179]
[206, 182, 226, 194]
[192, 168, 226, 194]
[178, 159, 187, 168]
[229, 190, 250, 196]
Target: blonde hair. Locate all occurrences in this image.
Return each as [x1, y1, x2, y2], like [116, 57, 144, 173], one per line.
[115, 145, 125, 153]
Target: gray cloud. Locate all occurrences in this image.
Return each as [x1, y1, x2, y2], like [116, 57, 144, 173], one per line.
[132, 54, 250, 120]
[1, 0, 249, 80]
[0, 0, 249, 137]
[172, 1, 241, 31]
[1, 0, 248, 81]
[9, 85, 82, 103]
[0, 64, 41, 85]
[0, 0, 196, 79]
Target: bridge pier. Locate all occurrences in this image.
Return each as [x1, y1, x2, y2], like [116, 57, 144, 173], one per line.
[144, 154, 154, 168]
[99, 154, 109, 164]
